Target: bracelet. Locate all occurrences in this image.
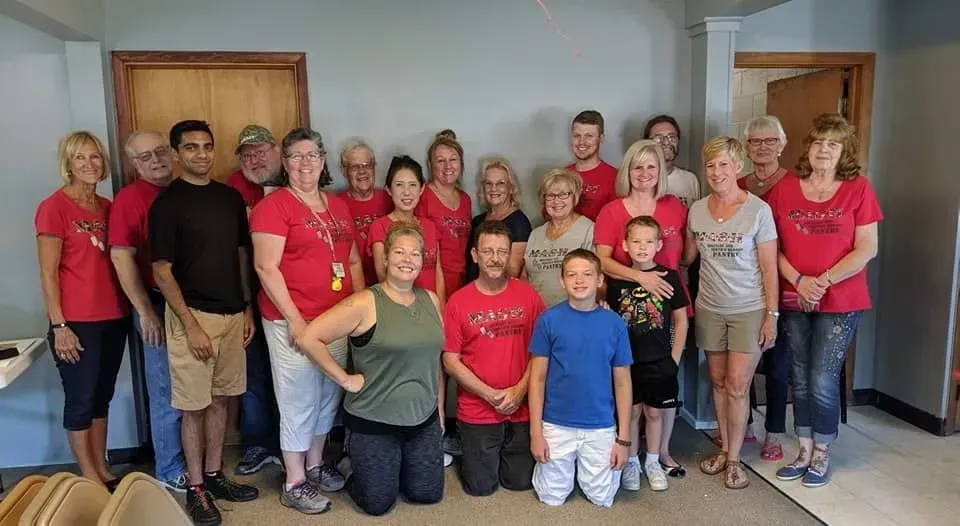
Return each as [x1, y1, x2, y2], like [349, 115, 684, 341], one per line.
[51, 322, 68, 329]
[794, 275, 803, 287]
[615, 438, 631, 447]
[825, 269, 835, 285]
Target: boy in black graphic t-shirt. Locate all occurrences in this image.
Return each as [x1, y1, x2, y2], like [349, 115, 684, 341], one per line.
[605, 216, 688, 493]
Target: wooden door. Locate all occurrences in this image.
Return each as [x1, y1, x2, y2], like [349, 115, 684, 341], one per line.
[766, 68, 846, 173]
[113, 52, 310, 184]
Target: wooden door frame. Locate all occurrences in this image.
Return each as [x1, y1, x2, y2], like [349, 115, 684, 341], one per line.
[111, 50, 310, 184]
[734, 52, 876, 401]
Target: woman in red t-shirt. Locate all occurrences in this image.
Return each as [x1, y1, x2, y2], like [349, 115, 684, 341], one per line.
[250, 128, 363, 512]
[35, 131, 130, 489]
[593, 139, 689, 476]
[766, 114, 883, 489]
[369, 155, 444, 303]
[414, 130, 472, 295]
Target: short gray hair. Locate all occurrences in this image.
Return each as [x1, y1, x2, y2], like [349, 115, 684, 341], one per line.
[744, 115, 788, 146]
[124, 130, 166, 158]
[281, 127, 326, 156]
[339, 138, 376, 167]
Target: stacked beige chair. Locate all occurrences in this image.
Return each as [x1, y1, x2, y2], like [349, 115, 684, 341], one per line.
[18, 472, 110, 526]
[0, 475, 47, 526]
[97, 472, 191, 526]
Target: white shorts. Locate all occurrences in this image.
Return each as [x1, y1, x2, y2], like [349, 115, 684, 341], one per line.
[263, 318, 347, 452]
[532, 422, 621, 508]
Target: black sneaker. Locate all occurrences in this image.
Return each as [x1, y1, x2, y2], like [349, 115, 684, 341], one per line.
[186, 485, 222, 526]
[235, 446, 282, 476]
[203, 471, 260, 502]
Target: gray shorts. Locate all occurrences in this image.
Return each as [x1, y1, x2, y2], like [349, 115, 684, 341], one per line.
[695, 308, 766, 354]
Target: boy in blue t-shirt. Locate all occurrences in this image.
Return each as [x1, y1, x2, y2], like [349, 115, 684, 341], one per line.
[606, 216, 689, 493]
[528, 249, 633, 508]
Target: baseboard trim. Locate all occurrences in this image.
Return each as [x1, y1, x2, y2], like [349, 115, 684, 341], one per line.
[876, 391, 948, 436]
[851, 388, 878, 406]
[108, 445, 153, 466]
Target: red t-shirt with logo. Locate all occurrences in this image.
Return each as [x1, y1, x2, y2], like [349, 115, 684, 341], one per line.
[250, 190, 356, 321]
[368, 215, 440, 292]
[593, 195, 692, 315]
[443, 279, 546, 424]
[339, 189, 394, 286]
[765, 173, 883, 313]
[108, 178, 164, 288]
[415, 187, 472, 293]
[35, 190, 129, 321]
[566, 161, 618, 221]
[226, 170, 265, 209]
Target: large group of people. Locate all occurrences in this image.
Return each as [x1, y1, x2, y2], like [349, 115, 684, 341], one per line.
[35, 107, 881, 525]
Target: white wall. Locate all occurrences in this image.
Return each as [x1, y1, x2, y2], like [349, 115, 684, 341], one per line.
[0, 13, 137, 468]
[105, 0, 692, 218]
[737, 0, 889, 390]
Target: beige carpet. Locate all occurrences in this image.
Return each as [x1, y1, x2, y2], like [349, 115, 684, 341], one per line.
[1, 420, 818, 526]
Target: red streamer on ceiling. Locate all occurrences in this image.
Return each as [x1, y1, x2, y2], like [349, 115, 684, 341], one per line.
[534, 0, 583, 59]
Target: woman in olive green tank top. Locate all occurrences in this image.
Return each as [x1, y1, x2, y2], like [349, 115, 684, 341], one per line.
[297, 220, 446, 515]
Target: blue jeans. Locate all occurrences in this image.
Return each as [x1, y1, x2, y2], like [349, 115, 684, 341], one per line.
[241, 322, 280, 452]
[781, 311, 862, 445]
[137, 300, 185, 482]
[761, 333, 790, 434]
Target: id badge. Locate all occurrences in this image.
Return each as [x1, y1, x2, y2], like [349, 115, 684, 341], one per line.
[332, 262, 346, 279]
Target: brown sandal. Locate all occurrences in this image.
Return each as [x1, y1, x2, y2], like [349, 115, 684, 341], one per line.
[724, 461, 750, 490]
[699, 451, 728, 475]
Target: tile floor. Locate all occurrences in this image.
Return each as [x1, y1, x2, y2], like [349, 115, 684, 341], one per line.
[740, 405, 960, 526]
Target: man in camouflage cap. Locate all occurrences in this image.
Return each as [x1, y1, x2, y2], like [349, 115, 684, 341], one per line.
[227, 124, 283, 212]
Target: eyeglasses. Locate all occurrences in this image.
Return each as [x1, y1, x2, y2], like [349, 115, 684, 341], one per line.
[544, 191, 573, 202]
[747, 138, 780, 147]
[285, 151, 323, 164]
[346, 162, 373, 174]
[479, 248, 510, 258]
[652, 134, 679, 144]
[132, 147, 170, 163]
[240, 149, 271, 163]
[483, 180, 509, 190]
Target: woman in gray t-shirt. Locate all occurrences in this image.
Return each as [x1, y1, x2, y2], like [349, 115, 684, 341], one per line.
[682, 137, 779, 490]
[522, 168, 594, 306]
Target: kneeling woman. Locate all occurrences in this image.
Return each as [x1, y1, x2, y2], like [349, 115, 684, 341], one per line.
[297, 221, 445, 516]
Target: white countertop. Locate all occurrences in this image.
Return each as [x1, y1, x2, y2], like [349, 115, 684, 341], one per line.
[0, 338, 48, 389]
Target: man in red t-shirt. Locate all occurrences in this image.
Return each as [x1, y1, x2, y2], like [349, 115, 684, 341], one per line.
[337, 140, 393, 286]
[108, 130, 187, 491]
[442, 220, 545, 496]
[226, 124, 283, 213]
[566, 110, 618, 221]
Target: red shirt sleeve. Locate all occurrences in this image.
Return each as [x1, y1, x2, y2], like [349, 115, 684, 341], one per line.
[249, 193, 289, 237]
[442, 294, 465, 354]
[108, 189, 139, 247]
[592, 201, 620, 248]
[854, 176, 883, 225]
[35, 196, 65, 238]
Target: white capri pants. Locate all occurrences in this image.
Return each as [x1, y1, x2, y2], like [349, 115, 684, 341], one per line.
[263, 318, 347, 452]
[532, 422, 621, 508]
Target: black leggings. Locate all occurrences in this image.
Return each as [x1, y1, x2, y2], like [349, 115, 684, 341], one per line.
[346, 418, 444, 516]
[48, 318, 129, 431]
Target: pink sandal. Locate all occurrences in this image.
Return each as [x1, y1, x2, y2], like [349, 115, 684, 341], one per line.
[761, 442, 783, 461]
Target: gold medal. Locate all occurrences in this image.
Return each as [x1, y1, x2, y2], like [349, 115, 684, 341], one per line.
[332, 277, 343, 291]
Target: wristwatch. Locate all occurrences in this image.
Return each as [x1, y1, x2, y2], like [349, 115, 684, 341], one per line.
[615, 438, 632, 447]
[767, 309, 780, 318]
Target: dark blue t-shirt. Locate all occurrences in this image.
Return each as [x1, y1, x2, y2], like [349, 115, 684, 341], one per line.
[529, 301, 633, 429]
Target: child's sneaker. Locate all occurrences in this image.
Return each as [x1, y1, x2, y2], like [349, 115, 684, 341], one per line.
[621, 460, 642, 491]
[645, 462, 669, 491]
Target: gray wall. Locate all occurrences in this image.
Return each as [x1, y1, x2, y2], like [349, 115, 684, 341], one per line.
[872, 0, 960, 419]
[737, 0, 889, 390]
[0, 12, 138, 468]
[104, 0, 692, 218]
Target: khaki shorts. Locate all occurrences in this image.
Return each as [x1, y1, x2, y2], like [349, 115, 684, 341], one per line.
[166, 305, 246, 410]
[695, 308, 766, 354]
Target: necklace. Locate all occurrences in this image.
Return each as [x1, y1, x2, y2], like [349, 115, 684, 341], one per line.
[710, 192, 746, 224]
[752, 167, 784, 188]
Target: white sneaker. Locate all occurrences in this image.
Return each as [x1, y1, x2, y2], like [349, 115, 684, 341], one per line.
[443, 453, 454, 467]
[645, 462, 669, 491]
[621, 461, 641, 491]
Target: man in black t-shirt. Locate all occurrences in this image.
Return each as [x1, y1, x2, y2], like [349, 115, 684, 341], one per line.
[605, 216, 689, 493]
[149, 120, 259, 525]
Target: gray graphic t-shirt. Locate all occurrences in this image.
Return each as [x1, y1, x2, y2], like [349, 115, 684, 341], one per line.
[523, 215, 594, 307]
[688, 192, 777, 315]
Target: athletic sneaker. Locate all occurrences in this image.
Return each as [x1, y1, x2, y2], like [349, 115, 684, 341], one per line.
[235, 446, 282, 476]
[161, 472, 188, 493]
[281, 479, 332, 514]
[186, 485, 221, 526]
[645, 462, 669, 491]
[621, 461, 642, 491]
[306, 464, 346, 492]
[203, 471, 259, 502]
[443, 433, 463, 457]
[443, 453, 454, 468]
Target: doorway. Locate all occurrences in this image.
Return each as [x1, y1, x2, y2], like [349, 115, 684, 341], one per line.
[733, 52, 875, 409]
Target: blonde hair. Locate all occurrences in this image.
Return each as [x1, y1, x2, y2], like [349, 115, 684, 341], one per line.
[59, 131, 111, 185]
[477, 156, 522, 210]
[427, 129, 464, 183]
[616, 139, 667, 199]
[796, 113, 861, 181]
[384, 219, 425, 253]
[702, 136, 745, 167]
[539, 168, 583, 207]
